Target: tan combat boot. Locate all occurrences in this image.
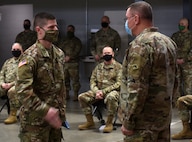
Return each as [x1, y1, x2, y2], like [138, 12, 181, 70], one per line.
[78, 114, 95, 130]
[172, 121, 192, 139]
[4, 110, 17, 124]
[103, 115, 114, 133]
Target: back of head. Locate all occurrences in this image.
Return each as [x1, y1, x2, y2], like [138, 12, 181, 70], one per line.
[128, 1, 153, 22]
[34, 12, 56, 28]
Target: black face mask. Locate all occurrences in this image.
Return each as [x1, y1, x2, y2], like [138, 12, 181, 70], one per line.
[12, 50, 21, 57]
[101, 22, 109, 28]
[102, 54, 112, 61]
[67, 31, 74, 39]
[24, 24, 30, 30]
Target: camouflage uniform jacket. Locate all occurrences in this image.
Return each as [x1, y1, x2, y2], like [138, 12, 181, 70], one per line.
[90, 60, 122, 96]
[59, 36, 82, 62]
[120, 27, 178, 131]
[171, 30, 192, 62]
[15, 30, 37, 51]
[16, 41, 66, 126]
[0, 57, 19, 86]
[91, 27, 121, 57]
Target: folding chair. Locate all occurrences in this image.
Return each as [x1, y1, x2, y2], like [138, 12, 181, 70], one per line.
[0, 95, 10, 114]
[92, 100, 120, 130]
[92, 100, 106, 125]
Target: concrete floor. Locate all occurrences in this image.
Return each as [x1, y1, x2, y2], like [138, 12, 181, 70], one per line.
[0, 62, 191, 142]
[0, 96, 191, 142]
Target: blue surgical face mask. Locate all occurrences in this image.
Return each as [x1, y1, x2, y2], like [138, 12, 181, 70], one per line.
[125, 20, 132, 35]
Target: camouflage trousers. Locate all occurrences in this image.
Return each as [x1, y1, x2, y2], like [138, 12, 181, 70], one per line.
[19, 125, 63, 142]
[180, 64, 192, 96]
[78, 90, 119, 115]
[177, 95, 192, 122]
[64, 62, 81, 93]
[0, 85, 20, 110]
[124, 127, 170, 142]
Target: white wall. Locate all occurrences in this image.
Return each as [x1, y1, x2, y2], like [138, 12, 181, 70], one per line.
[0, 4, 33, 66]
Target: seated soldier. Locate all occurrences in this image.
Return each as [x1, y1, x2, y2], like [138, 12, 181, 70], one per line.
[0, 43, 23, 124]
[78, 46, 122, 133]
[172, 95, 192, 141]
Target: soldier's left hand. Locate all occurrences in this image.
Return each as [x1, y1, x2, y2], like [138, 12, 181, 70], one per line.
[121, 125, 134, 136]
[44, 107, 62, 129]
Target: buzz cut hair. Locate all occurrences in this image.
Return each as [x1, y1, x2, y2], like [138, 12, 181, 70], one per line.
[67, 25, 75, 30]
[34, 12, 56, 28]
[128, 1, 153, 22]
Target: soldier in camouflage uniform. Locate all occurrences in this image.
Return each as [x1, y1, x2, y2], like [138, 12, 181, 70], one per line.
[120, 2, 178, 142]
[15, 19, 37, 51]
[15, 12, 66, 142]
[78, 46, 122, 133]
[171, 18, 192, 97]
[171, 18, 192, 140]
[90, 16, 121, 62]
[0, 43, 23, 124]
[59, 25, 82, 101]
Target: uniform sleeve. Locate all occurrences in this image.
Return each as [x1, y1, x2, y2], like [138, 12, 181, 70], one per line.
[16, 56, 49, 116]
[102, 64, 122, 95]
[70, 39, 82, 59]
[0, 61, 8, 86]
[123, 46, 150, 130]
[90, 65, 99, 93]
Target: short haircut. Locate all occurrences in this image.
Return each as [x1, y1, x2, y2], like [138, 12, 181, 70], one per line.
[128, 1, 153, 22]
[34, 12, 56, 28]
[24, 19, 31, 25]
[180, 17, 190, 29]
[67, 25, 75, 30]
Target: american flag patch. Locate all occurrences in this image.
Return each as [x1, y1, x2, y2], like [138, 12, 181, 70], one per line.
[18, 60, 27, 67]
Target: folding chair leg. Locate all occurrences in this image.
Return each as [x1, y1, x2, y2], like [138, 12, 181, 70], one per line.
[0, 101, 7, 112]
[0, 99, 10, 114]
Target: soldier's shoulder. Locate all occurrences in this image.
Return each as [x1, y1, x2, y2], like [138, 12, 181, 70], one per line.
[4, 57, 15, 64]
[95, 29, 103, 35]
[23, 44, 39, 59]
[53, 45, 65, 56]
[113, 60, 122, 69]
[115, 60, 122, 67]
[109, 27, 119, 33]
[15, 31, 25, 40]
[74, 37, 82, 42]
[95, 62, 104, 69]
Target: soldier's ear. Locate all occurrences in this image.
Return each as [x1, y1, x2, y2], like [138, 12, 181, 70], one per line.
[35, 26, 41, 32]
